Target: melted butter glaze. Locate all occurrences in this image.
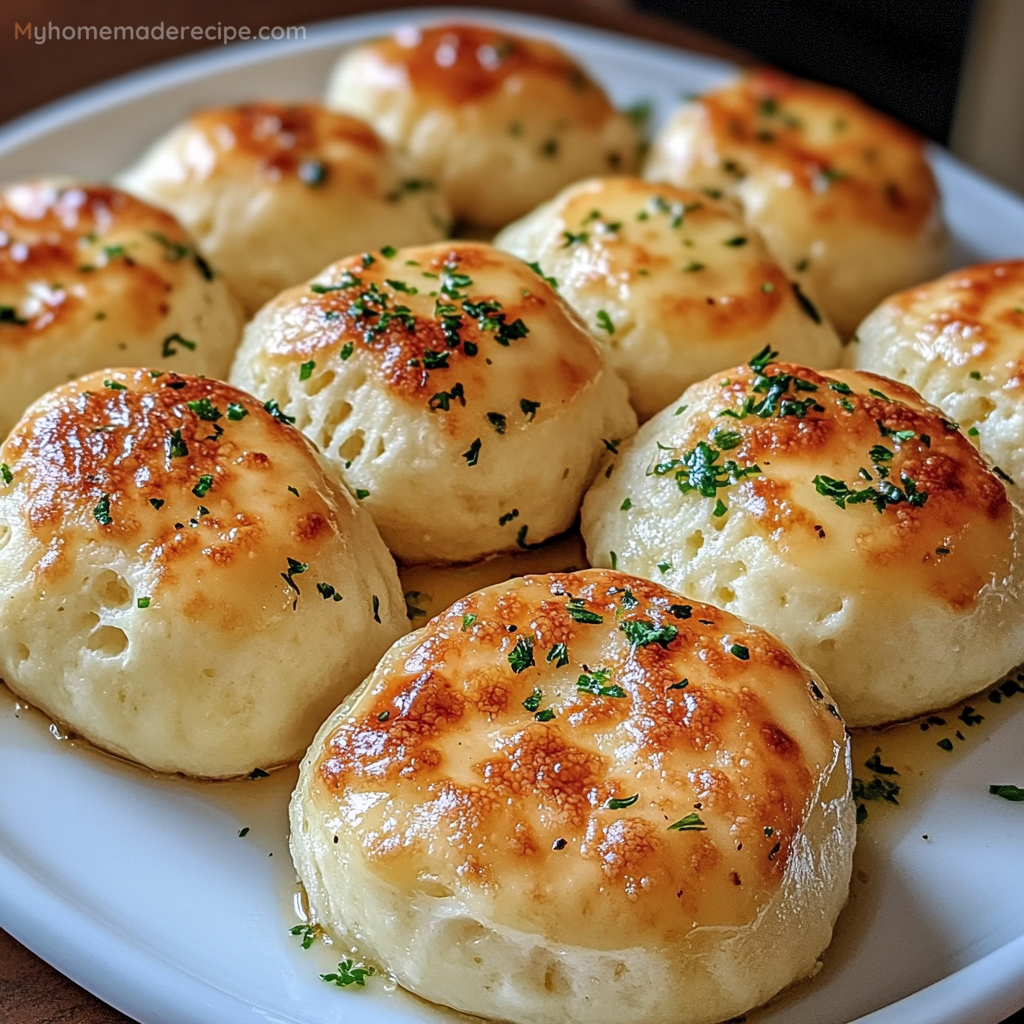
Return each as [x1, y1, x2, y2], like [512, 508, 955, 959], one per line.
[0, 369, 352, 627]
[663, 361, 1013, 609]
[886, 260, 1024, 389]
[179, 102, 382, 183]
[0, 182, 195, 339]
[313, 569, 845, 948]
[259, 241, 601, 429]
[695, 68, 939, 237]
[365, 23, 609, 118]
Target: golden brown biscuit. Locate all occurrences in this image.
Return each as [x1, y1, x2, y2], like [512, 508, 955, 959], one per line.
[496, 176, 841, 419]
[582, 353, 1024, 726]
[290, 569, 853, 1024]
[0, 369, 407, 778]
[0, 180, 242, 438]
[847, 260, 1024, 505]
[120, 102, 450, 314]
[230, 241, 637, 564]
[325, 24, 638, 229]
[645, 69, 948, 338]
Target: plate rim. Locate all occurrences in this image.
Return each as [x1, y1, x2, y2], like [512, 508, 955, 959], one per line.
[0, 7, 1022, 1024]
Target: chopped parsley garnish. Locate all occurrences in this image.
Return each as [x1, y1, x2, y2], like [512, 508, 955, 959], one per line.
[535, 708, 556, 722]
[729, 643, 750, 660]
[668, 678, 689, 689]
[299, 360, 315, 381]
[576, 668, 626, 698]
[760, 281, 775, 293]
[320, 959, 375, 988]
[137, 597, 151, 609]
[372, 595, 381, 623]
[149, 498, 164, 510]
[619, 619, 678, 649]
[462, 438, 482, 466]
[829, 380, 853, 395]
[682, 261, 705, 272]
[248, 768, 269, 779]
[668, 604, 692, 619]
[520, 398, 540, 419]
[522, 687, 543, 712]
[192, 474, 213, 498]
[317, 582, 343, 602]
[403, 590, 428, 619]
[0, 306, 28, 326]
[422, 349, 449, 369]
[263, 399, 295, 425]
[657, 560, 671, 573]
[791, 282, 822, 323]
[567, 598, 603, 624]
[377, 710, 390, 721]
[813, 471, 928, 513]
[515, 525, 531, 549]
[355, 489, 370, 499]
[238, 827, 249, 837]
[525, 261, 558, 290]
[290, 924, 316, 949]
[620, 497, 633, 511]
[606, 793, 639, 810]
[508, 636, 535, 673]
[603, 438, 621, 454]
[546, 642, 569, 667]
[281, 558, 308, 596]
[993, 466, 1016, 485]
[486, 411, 507, 434]
[561, 230, 589, 247]
[595, 310, 615, 335]
[864, 750, 898, 776]
[723, 236, 748, 247]
[187, 398, 221, 421]
[103, 379, 126, 391]
[169, 430, 189, 459]
[989, 784, 1024, 802]
[713, 498, 728, 517]
[852, 776, 901, 805]
[498, 508, 519, 525]
[429, 382, 465, 411]
[668, 812, 707, 831]
[651, 439, 761, 498]
[162, 332, 196, 357]
[461, 613, 476, 631]
[226, 402, 248, 421]
[0, 464, 11, 485]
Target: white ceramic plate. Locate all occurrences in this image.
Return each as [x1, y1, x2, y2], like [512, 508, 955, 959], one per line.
[1, 9, 1024, 1024]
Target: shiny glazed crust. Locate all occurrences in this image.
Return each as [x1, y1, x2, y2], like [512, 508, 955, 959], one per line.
[582, 358, 1024, 725]
[230, 241, 637, 563]
[0, 369, 407, 777]
[290, 569, 853, 1024]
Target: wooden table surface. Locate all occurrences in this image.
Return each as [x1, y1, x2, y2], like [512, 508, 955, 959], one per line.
[0, 2, 1021, 1023]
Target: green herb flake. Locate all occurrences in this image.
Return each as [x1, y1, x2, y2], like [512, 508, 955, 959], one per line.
[462, 438, 482, 466]
[668, 812, 707, 831]
[525, 261, 558, 290]
[577, 668, 626, 698]
[620, 619, 678, 649]
[606, 793, 639, 810]
[226, 403, 248, 421]
[461, 613, 477, 631]
[320, 959, 375, 988]
[290, 923, 315, 948]
[520, 398, 540, 419]
[791, 282, 822, 324]
[723, 236, 748, 247]
[355, 489, 370, 499]
[620, 497, 633, 511]
[595, 310, 615, 335]
[299, 360, 316, 381]
[317, 582, 343, 602]
[989, 784, 1024, 802]
[162, 332, 197, 357]
[192, 474, 213, 498]
[264, 399, 296, 425]
[546, 642, 569, 667]
[522, 687, 543, 712]
[535, 708, 556, 722]
[486, 411, 507, 434]
[729, 643, 750, 660]
[0, 464, 12, 485]
[372, 595, 381, 623]
[238, 826, 250, 837]
[137, 596, 151, 609]
[682, 261, 705, 272]
[169, 430, 189, 459]
[508, 636, 535, 673]
[567, 598, 603, 625]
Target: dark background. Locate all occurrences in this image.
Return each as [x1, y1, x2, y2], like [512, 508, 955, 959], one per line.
[1, 1, 1021, 1023]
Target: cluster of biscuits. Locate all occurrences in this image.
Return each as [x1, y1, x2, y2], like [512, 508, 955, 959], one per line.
[2, 22, 1022, 1024]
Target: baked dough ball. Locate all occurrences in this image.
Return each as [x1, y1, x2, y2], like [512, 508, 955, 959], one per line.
[324, 23, 638, 230]
[230, 241, 636, 564]
[645, 69, 948, 338]
[0, 369, 407, 778]
[0, 181, 242, 438]
[582, 354, 1024, 726]
[119, 102, 451, 315]
[847, 260, 1024, 506]
[290, 569, 854, 1024]
[495, 176, 841, 420]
